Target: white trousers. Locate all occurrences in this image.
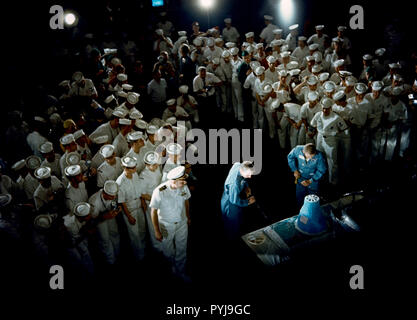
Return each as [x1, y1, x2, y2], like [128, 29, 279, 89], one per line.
[96, 217, 120, 265]
[231, 78, 244, 122]
[317, 133, 339, 185]
[122, 207, 146, 261]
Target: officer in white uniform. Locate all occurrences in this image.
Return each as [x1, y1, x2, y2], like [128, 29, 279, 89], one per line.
[112, 118, 132, 158]
[150, 166, 191, 281]
[300, 91, 322, 144]
[40, 142, 62, 179]
[63, 202, 94, 274]
[97, 144, 123, 188]
[64, 164, 88, 213]
[116, 156, 146, 262]
[138, 152, 163, 252]
[162, 143, 183, 182]
[126, 131, 147, 174]
[33, 167, 64, 211]
[311, 97, 348, 185]
[88, 180, 121, 265]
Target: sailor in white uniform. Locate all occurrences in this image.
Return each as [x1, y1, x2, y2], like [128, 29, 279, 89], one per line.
[97, 144, 123, 188]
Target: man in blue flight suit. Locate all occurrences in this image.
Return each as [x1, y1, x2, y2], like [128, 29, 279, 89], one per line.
[287, 143, 327, 208]
[221, 161, 256, 240]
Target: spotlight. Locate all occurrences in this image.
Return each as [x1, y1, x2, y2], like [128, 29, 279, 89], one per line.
[199, 0, 215, 9]
[279, 0, 295, 25]
[64, 12, 77, 26]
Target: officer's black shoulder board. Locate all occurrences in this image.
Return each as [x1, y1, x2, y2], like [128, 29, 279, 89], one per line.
[159, 185, 167, 192]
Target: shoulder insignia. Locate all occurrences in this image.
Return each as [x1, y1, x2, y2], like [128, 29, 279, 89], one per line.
[159, 185, 167, 192]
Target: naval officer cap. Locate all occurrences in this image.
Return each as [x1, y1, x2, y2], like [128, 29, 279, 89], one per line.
[39, 141, 54, 154]
[34, 166, 51, 180]
[179, 85, 189, 94]
[100, 144, 115, 158]
[167, 166, 188, 180]
[127, 92, 139, 105]
[307, 75, 319, 85]
[354, 82, 368, 94]
[119, 118, 132, 126]
[321, 97, 334, 109]
[144, 151, 160, 165]
[60, 134, 75, 146]
[255, 66, 265, 76]
[333, 90, 346, 101]
[74, 202, 91, 217]
[166, 143, 183, 155]
[127, 131, 144, 142]
[73, 129, 86, 140]
[93, 135, 108, 144]
[121, 156, 137, 168]
[12, 159, 26, 171]
[307, 91, 319, 102]
[66, 152, 81, 166]
[65, 164, 81, 177]
[245, 32, 254, 38]
[289, 24, 299, 30]
[129, 109, 144, 120]
[103, 180, 118, 196]
[117, 73, 128, 82]
[26, 155, 41, 170]
[319, 72, 330, 81]
[146, 124, 158, 135]
[135, 119, 148, 130]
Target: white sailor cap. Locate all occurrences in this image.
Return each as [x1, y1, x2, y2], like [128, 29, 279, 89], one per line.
[339, 70, 352, 78]
[197, 66, 207, 72]
[312, 65, 323, 73]
[166, 98, 176, 106]
[73, 129, 85, 140]
[155, 29, 164, 36]
[100, 144, 115, 158]
[121, 156, 137, 168]
[111, 57, 122, 66]
[224, 18, 232, 24]
[333, 59, 345, 68]
[388, 62, 401, 69]
[127, 131, 144, 142]
[282, 51, 292, 59]
[193, 38, 202, 46]
[122, 84, 133, 91]
[337, 26, 347, 32]
[103, 180, 118, 196]
[375, 48, 386, 56]
[207, 38, 214, 46]
[119, 118, 132, 126]
[298, 36, 307, 41]
[146, 124, 158, 134]
[214, 37, 223, 44]
[309, 43, 319, 51]
[167, 165, 188, 180]
[393, 74, 403, 82]
[117, 73, 128, 82]
[245, 32, 254, 38]
[250, 61, 261, 70]
[289, 68, 301, 76]
[34, 116, 47, 123]
[166, 143, 183, 155]
[315, 25, 324, 30]
[391, 86, 403, 96]
[255, 66, 265, 76]
[12, 159, 26, 171]
[246, 46, 254, 54]
[74, 202, 91, 217]
[314, 55, 322, 63]
[289, 24, 299, 30]
[59, 80, 70, 87]
[34, 166, 51, 180]
[270, 99, 281, 110]
[332, 37, 343, 43]
[144, 151, 160, 165]
[279, 69, 288, 77]
[273, 29, 283, 35]
[307, 91, 319, 101]
[354, 82, 368, 94]
[319, 72, 330, 82]
[255, 43, 264, 50]
[285, 61, 298, 70]
[93, 135, 108, 144]
[230, 47, 239, 55]
[127, 92, 139, 105]
[66, 152, 81, 166]
[166, 117, 177, 125]
[60, 134, 75, 146]
[112, 107, 128, 118]
[65, 164, 81, 177]
[333, 90, 346, 101]
[262, 83, 273, 94]
[323, 81, 336, 92]
[135, 119, 148, 130]
[225, 42, 235, 48]
[321, 97, 334, 109]
[33, 214, 53, 230]
[307, 75, 319, 85]
[129, 109, 144, 120]
[179, 85, 189, 94]
[363, 54, 373, 61]
[117, 91, 128, 98]
[72, 71, 84, 82]
[178, 30, 187, 36]
[345, 76, 357, 86]
[220, 51, 230, 60]
[306, 55, 315, 62]
[264, 15, 273, 21]
[277, 89, 291, 103]
[39, 141, 54, 154]
[212, 57, 220, 65]
[266, 55, 277, 64]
